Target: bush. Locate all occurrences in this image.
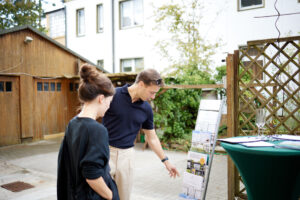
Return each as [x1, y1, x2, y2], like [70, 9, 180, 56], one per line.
[154, 70, 215, 143]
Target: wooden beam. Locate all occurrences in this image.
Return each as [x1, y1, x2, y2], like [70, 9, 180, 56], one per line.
[248, 36, 300, 46]
[226, 53, 235, 200]
[162, 84, 224, 89]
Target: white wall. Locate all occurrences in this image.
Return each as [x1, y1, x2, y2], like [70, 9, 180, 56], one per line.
[201, 0, 300, 67]
[65, 0, 300, 73]
[65, 0, 113, 72]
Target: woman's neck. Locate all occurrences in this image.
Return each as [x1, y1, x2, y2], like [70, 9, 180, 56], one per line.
[78, 104, 98, 120]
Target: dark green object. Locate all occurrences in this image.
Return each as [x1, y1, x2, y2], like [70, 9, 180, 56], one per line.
[140, 134, 145, 143]
[221, 141, 300, 200]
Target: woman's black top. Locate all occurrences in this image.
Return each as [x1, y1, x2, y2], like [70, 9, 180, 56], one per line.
[57, 117, 119, 200]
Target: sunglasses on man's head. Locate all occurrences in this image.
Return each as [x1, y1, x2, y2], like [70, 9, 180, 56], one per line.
[153, 79, 162, 85]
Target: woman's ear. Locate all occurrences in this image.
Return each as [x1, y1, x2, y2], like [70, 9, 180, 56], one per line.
[98, 94, 105, 104]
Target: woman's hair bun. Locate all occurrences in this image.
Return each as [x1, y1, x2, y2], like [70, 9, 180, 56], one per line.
[80, 64, 96, 83]
[78, 64, 115, 102]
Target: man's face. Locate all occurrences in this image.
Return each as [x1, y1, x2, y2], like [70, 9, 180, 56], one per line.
[139, 82, 160, 101]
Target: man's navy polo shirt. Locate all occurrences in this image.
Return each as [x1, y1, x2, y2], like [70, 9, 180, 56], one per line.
[102, 84, 154, 149]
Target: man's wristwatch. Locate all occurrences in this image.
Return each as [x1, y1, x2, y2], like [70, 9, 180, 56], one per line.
[161, 156, 169, 163]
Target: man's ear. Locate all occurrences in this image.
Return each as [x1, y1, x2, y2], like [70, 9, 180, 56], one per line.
[138, 81, 145, 87]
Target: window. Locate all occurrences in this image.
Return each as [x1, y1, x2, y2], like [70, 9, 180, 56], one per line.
[238, 0, 264, 11]
[77, 8, 85, 36]
[75, 83, 79, 91]
[5, 82, 12, 92]
[97, 4, 104, 32]
[0, 81, 13, 92]
[49, 9, 65, 38]
[57, 83, 61, 91]
[120, 0, 143, 29]
[97, 60, 104, 69]
[120, 58, 144, 72]
[69, 82, 74, 91]
[37, 82, 43, 91]
[50, 82, 55, 91]
[0, 82, 4, 92]
[44, 82, 49, 91]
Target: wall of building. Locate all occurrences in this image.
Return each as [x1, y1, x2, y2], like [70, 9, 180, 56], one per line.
[0, 29, 86, 146]
[65, 0, 167, 73]
[64, 0, 300, 73]
[200, 0, 300, 66]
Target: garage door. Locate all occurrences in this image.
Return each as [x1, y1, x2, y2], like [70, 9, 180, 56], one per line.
[0, 76, 21, 146]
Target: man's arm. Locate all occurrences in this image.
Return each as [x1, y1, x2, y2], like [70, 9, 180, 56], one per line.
[142, 129, 180, 178]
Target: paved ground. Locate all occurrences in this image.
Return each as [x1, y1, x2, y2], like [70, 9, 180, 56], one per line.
[0, 138, 228, 200]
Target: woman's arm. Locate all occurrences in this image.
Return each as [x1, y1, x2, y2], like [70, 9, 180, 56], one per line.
[86, 177, 113, 200]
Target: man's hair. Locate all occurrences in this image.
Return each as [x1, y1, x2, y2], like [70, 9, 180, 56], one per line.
[135, 69, 164, 87]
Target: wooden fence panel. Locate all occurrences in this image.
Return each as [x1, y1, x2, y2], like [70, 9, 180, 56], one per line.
[226, 36, 300, 199]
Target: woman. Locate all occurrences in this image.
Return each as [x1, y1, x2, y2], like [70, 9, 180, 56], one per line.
[57, 64, 119, 200]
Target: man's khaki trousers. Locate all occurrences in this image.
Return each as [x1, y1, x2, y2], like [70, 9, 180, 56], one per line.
[109, 146, 135, 200]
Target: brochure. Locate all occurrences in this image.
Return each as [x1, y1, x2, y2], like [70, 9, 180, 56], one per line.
[272, 134, 300, 141]
[186, 151, 208, 177]
[218, 137, 263, 144]
[275, 141, 300, 150]
[191, 130, 212, 153]
[181, 172, 204, 200]
[241, 141, 275, 147]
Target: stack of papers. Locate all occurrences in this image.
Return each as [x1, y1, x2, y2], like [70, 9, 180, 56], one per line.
[272, 134, 300, 141]
[218, 137, 262, 144]
[241, 141, 275, 147]
[275, 141, 300, 150]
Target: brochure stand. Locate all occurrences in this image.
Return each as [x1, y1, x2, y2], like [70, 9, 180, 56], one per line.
[180, 99, 224, 200]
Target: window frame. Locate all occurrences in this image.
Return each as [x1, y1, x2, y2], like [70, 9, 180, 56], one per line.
[5, 82, 12, 92]
[120, 58, 144, 72]
[0, 81, 4, 92]
[50, 82, 56, 91]
[44, 82, 49, 91]
[76, 8, 85, 36]
[97, 60, 104, 69]
[56, 82, 62, 91]
[238, 0, 264, 11]
[96, 4, 104, 33]
[119, 0, 144, 29]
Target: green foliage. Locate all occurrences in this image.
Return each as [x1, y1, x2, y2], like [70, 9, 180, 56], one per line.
[154, 71, 215, 142]
[153, 0, 219, 73]
[214, 65, 226, 82]
[0, 0, 46, 32]
[214, 65, 226, 98]
[152, 0, 221, 143]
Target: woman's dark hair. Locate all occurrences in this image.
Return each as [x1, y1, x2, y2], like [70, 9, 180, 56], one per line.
[78, 64, 115, 102]
[135, 69, 164, 87]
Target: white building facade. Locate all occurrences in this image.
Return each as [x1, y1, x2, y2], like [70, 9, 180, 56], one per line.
[61, 0, 300, 73]
[64, 0, 163, 73]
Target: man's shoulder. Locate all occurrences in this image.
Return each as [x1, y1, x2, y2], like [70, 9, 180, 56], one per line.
[142, 101, 153, 113]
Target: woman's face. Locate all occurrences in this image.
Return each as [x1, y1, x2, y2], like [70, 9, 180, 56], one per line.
[99, 95, 113, 117]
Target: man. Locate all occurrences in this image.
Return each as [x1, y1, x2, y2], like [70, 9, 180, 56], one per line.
[103, 69, 180, 200]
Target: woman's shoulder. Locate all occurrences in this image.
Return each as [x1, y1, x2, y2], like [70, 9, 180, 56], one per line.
[70, 117, 108, 137]
[85, 120, 108, 140]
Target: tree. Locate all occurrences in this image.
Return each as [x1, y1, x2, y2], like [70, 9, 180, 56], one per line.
[153, 0, 220, 77]
[152, 0, 220, 144]
[0, 0, 46, 32]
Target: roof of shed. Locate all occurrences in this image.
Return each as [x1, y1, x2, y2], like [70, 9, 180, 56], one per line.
[0, 25, 107, 73]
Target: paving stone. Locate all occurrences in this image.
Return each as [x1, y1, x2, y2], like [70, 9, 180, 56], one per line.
[0, 139, 228, 200]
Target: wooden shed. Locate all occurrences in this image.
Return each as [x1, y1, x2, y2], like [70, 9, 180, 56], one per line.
[0, 25, 106, 146]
